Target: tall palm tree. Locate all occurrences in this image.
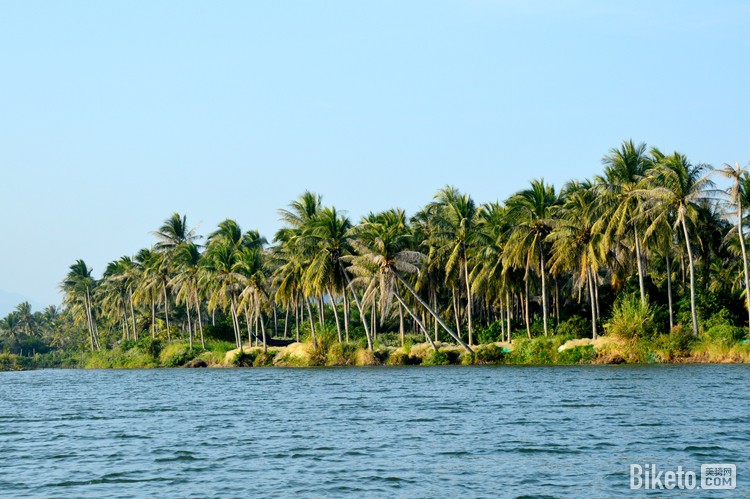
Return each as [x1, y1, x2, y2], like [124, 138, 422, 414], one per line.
[427, 186, 481, 345]
[171, 242, 205, 349]
[548, 180, 607, 338]
[505, 179, 560, 337]
[643, 150, 713, 335]
[714, 162, 750, 334]
[600, 140, 650, 304]
[61, 259, 100, 351]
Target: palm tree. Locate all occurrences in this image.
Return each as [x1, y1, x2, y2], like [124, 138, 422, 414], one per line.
[14, 302, 35, 337]
[600, 140, 650, 305]
[304, 206, 353, 343]
[171, 242, 205, 349]
[713, 162, 750, 334]
[61, 259, 100, 351]
[643, 150, 713, 335]
[505, 179, 560, 337]
[427, 186, 481, 345]
[348, 209, 473, 353]
[548, 180, 607, 338]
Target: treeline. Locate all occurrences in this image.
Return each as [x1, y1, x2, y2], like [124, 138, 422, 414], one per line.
[3, 140, 750, 362]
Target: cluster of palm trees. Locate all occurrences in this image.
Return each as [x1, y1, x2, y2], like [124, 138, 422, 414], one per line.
[25, 140, 750, 354]
[0, 302, 66, 354]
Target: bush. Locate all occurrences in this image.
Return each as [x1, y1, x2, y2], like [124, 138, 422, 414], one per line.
[232, 349, 259, 367]
[135, 336, 163, 357]
[253, 351, 276, 367]
[326, 342, 358, 366]
[704, 324, 744, 346]
[604, 294, 656, 340]
[474, 344, 507, 364]
[557, 345, 596, 364]
[422, 349, 451, 366]
[555, 316, 592, 339]
[510, 337, 556, 364]
[477, 321, 504, 344]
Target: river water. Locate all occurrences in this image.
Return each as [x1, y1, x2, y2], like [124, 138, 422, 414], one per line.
[0, 365, 747, 498]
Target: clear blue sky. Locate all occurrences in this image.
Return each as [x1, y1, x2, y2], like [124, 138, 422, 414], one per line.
[1, 0, 749, 314]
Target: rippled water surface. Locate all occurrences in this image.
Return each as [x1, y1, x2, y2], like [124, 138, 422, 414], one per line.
[1, 365, 748, 497]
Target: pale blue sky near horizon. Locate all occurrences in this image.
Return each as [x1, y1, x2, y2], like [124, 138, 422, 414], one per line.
[1, 0, 749, 314]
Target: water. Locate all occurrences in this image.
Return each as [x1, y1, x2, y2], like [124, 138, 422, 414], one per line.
[0, 365, 748, 498]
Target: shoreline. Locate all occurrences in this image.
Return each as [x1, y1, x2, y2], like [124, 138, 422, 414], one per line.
[3, 335, 749, 371]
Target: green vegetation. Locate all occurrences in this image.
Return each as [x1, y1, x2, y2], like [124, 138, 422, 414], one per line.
[3, 143, 750, 370]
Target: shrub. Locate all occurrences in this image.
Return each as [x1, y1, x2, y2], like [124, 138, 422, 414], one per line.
[557, 345, 595, 364]
[555, 316, 592, 339]
[510, 337, 556, 364]
[474, 344, 507, 364]
[135, 336, 163, 357]
[477, 321, 504, 344]
[704, 324, 744, 346]
[326, 343, 358, 366]
[232, 349, 259, 367]
[422, 349, 450, 366]
[604, 293, 656, 340]
[252, 351, 276, 367]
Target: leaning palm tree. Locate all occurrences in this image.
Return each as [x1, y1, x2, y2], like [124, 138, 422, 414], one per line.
[347, 209, 473, 353]
[713, 162, 750, 334]
[505, 179, 560, 337]
[642, 150, 714, 335]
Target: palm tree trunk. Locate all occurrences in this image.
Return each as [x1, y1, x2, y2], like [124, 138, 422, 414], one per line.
[129, 288, 138, 341]
[634, 223, 646, 305]
[399, 302, 405, 347]
[283, 303, 290, 338]
[245, 308, 253, 347]
[588, 266, 598, 339]
[463, 260, 473, 346]
[394, 291, 437, 352]
[328, 287, 342, 343]
[666, 250, 673, 331]
[260, 311, 267, 353]
[318, 294, 325, 329]
[84, 288, 95, 351]
[524, 278, 531, 339]
[151, 295, 156, 339]
[506, 290, 512, 344]
[394, 272, 472, 353]
[230, 298, 241, 348]
[555, 279, 560, 326]
[340, 262, 372, 349]
[539, 242, 548, 337]
[273, 305, 278, 337]
[306, 298, 317, 346]
[371, 302, 376, 340]
[737, 200, 750, 335]
[295, 300, 300, 342]
[186, 296, 193, 350]
[162, 282, 170, 341]
[451, 287, 461, 339]
[195, 292, 205, 349]
[681, 217, 699, 335]
[343, 291, 350, 342]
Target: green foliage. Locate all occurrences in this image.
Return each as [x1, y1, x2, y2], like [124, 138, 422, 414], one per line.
[0, 353, 23, 371]
[232, 349, 259, 367]
[159, 343, 196, 367]
[473, 344, 507, 364]
[509, 337, 556, 364]
[604, 293, 656, 340]
[253, 351, 276, 367]
[135, 336, 163, 357]
[556, 345, 596, 364]
[325, 342, 358, 366]
[422, 349, 451, 366]
[555, 316, 591, 339]
[477, 320, 504, 344]
[704, 324, 744, 346]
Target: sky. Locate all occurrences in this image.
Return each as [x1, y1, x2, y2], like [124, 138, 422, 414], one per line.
[1, 0, 749, 315]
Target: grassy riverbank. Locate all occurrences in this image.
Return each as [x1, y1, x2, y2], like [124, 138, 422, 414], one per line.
[3, 330, 750, 371]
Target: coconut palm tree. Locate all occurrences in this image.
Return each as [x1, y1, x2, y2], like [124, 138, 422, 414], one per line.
[61, 259, 100, 351]
[713, 162, 750, 334]
[505, 179, 560, 337]
[643, 150, 714, 335]
[548, 180, 607, 338]
[599, 140, 650, 305]
[347, 209, 473, 353]
[171, 242, 205, 349]
[427, 186, 481, 345]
